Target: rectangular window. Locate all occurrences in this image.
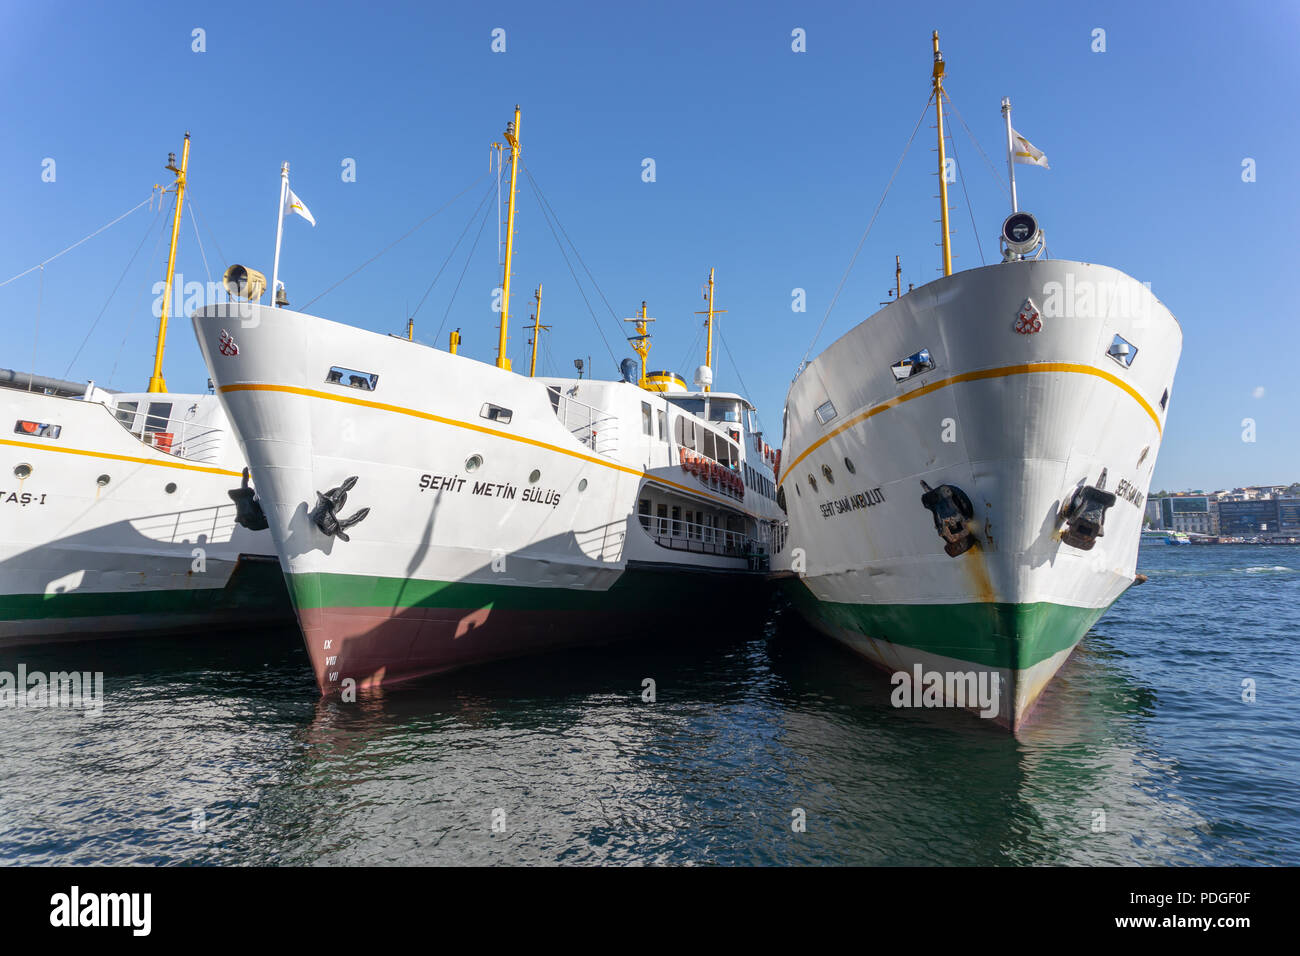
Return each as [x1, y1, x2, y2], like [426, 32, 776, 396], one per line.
[814, 400, 837, 425]
[656, 503, 669, 537]
[704, 429, 716, 462]
[671, 506, 682, 537]
[113, 401, 139, 429]
[657, 409, 666, 441]
[14, 420, 61, 439]
[890, 348, 935, 382]
[326, 366, 379, 391]
[642, 401, 653, 436]
[637, 498, 651, 530]
[480, 403, 513, 424]
[144, 402, 173, 433]
[1107, 333, 1138, 368]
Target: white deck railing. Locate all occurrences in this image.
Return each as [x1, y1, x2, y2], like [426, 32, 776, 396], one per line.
[550, 388, 620, 458]
[642, 513, 767, 564]
[111, 406, 224, 464]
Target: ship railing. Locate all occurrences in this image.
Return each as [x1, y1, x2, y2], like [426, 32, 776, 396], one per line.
[549, 389, 620, 458]
[643, 514, 769, 570]
[110, 406, 224, 463]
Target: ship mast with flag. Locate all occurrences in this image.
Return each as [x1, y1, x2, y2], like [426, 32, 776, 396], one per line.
[190, 104, 786, 697]
[773, 32, 1183, 732]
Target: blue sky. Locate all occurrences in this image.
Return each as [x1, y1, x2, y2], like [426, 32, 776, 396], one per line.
[2, 0, 1296, 492]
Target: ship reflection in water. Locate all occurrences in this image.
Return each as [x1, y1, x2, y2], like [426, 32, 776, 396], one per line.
[0, 545, 1295, 865]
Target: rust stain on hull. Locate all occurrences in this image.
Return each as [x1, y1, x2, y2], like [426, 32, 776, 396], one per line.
[960, 538, 997, 604]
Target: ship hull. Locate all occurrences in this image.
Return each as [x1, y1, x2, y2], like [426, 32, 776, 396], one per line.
[291, 564, 765, 690]
[0, 389, 287, 645]
[193, 303, 781, 695]
[775, 259, 1182, 731]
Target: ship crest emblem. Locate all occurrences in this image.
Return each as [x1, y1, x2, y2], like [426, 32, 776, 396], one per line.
[1014, 298, 1042, 335]
[218, 329, 240, 356]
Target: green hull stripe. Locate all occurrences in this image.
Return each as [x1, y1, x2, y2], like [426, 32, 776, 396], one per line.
[0, 560, 290, 622]
[782, 577, 1107, 670]
[286, 567, 761, 614]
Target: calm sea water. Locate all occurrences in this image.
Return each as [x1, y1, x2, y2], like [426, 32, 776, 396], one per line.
[1, 543, 1296, 866]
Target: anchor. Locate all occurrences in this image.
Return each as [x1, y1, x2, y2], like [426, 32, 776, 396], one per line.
[1059, 477, 1116, 552]
[310, 476, 370, 542]
[227, 468, 268, 531]
[920, 480, 976, 557]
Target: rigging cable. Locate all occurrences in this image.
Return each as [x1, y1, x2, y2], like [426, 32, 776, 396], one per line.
[300, 172, 490, 312]
[944, 94, 1012, 202]
[433, 182, 498, 348]
[677, 323, 705, 382]
[411, 181, 496, 322]
[798, 94, 934, 369]
[184, 188, 228, 271]
[62, 197, 167, 378]
[520, 164, 619, 371]
[108, 192, 176, 388]
[187, 204, 213, 284]
[943, 101, 986, 267]
[521, 164, 627, 340]
[717, 327, 765, 435]
[0, 193, 156, 289]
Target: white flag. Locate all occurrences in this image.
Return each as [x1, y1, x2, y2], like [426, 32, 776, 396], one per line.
[1011, 128, 1049, 169]
[284, 188, 316, 226]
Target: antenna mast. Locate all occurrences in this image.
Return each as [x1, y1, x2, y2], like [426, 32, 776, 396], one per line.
[693, 268, 726, 393]
[525, 284, 550, 377]
[148, 132, 190, 393]
[496, 106, 521, 370]
[932, 32, 953, 277]
[623, 300, 655, 386]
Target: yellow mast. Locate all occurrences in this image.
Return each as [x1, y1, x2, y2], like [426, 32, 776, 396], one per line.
[147, 132, 189, 393]
[623, 300, 654, 386]
[525, 284, 550, 377]
[693, 268, 726, 393]
[496, 106, 521, 370]
[932, 32, 953, 277]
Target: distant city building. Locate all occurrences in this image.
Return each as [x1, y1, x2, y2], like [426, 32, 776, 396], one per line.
[1148, 487, 1298, 538]
[1160, 495, 1212, 534]
[1217, 498, 1282, 537]
[1278, 498, 1300, 534]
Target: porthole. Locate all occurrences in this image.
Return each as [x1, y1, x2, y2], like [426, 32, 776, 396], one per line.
[14, 463, 32, 479]
[822, 464, 834, 485]
[465, 455, 483, 472]
[844, 457, 856, 474]
[807, 474, 818, 493]
[165, 482, 178, 494]
[528, 469, 541, 484]
[578, 478, 588, 492]
[96, 474, 111, 487]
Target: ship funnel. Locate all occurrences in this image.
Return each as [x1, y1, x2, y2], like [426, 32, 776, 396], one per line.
[223, 264, 267, 302]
